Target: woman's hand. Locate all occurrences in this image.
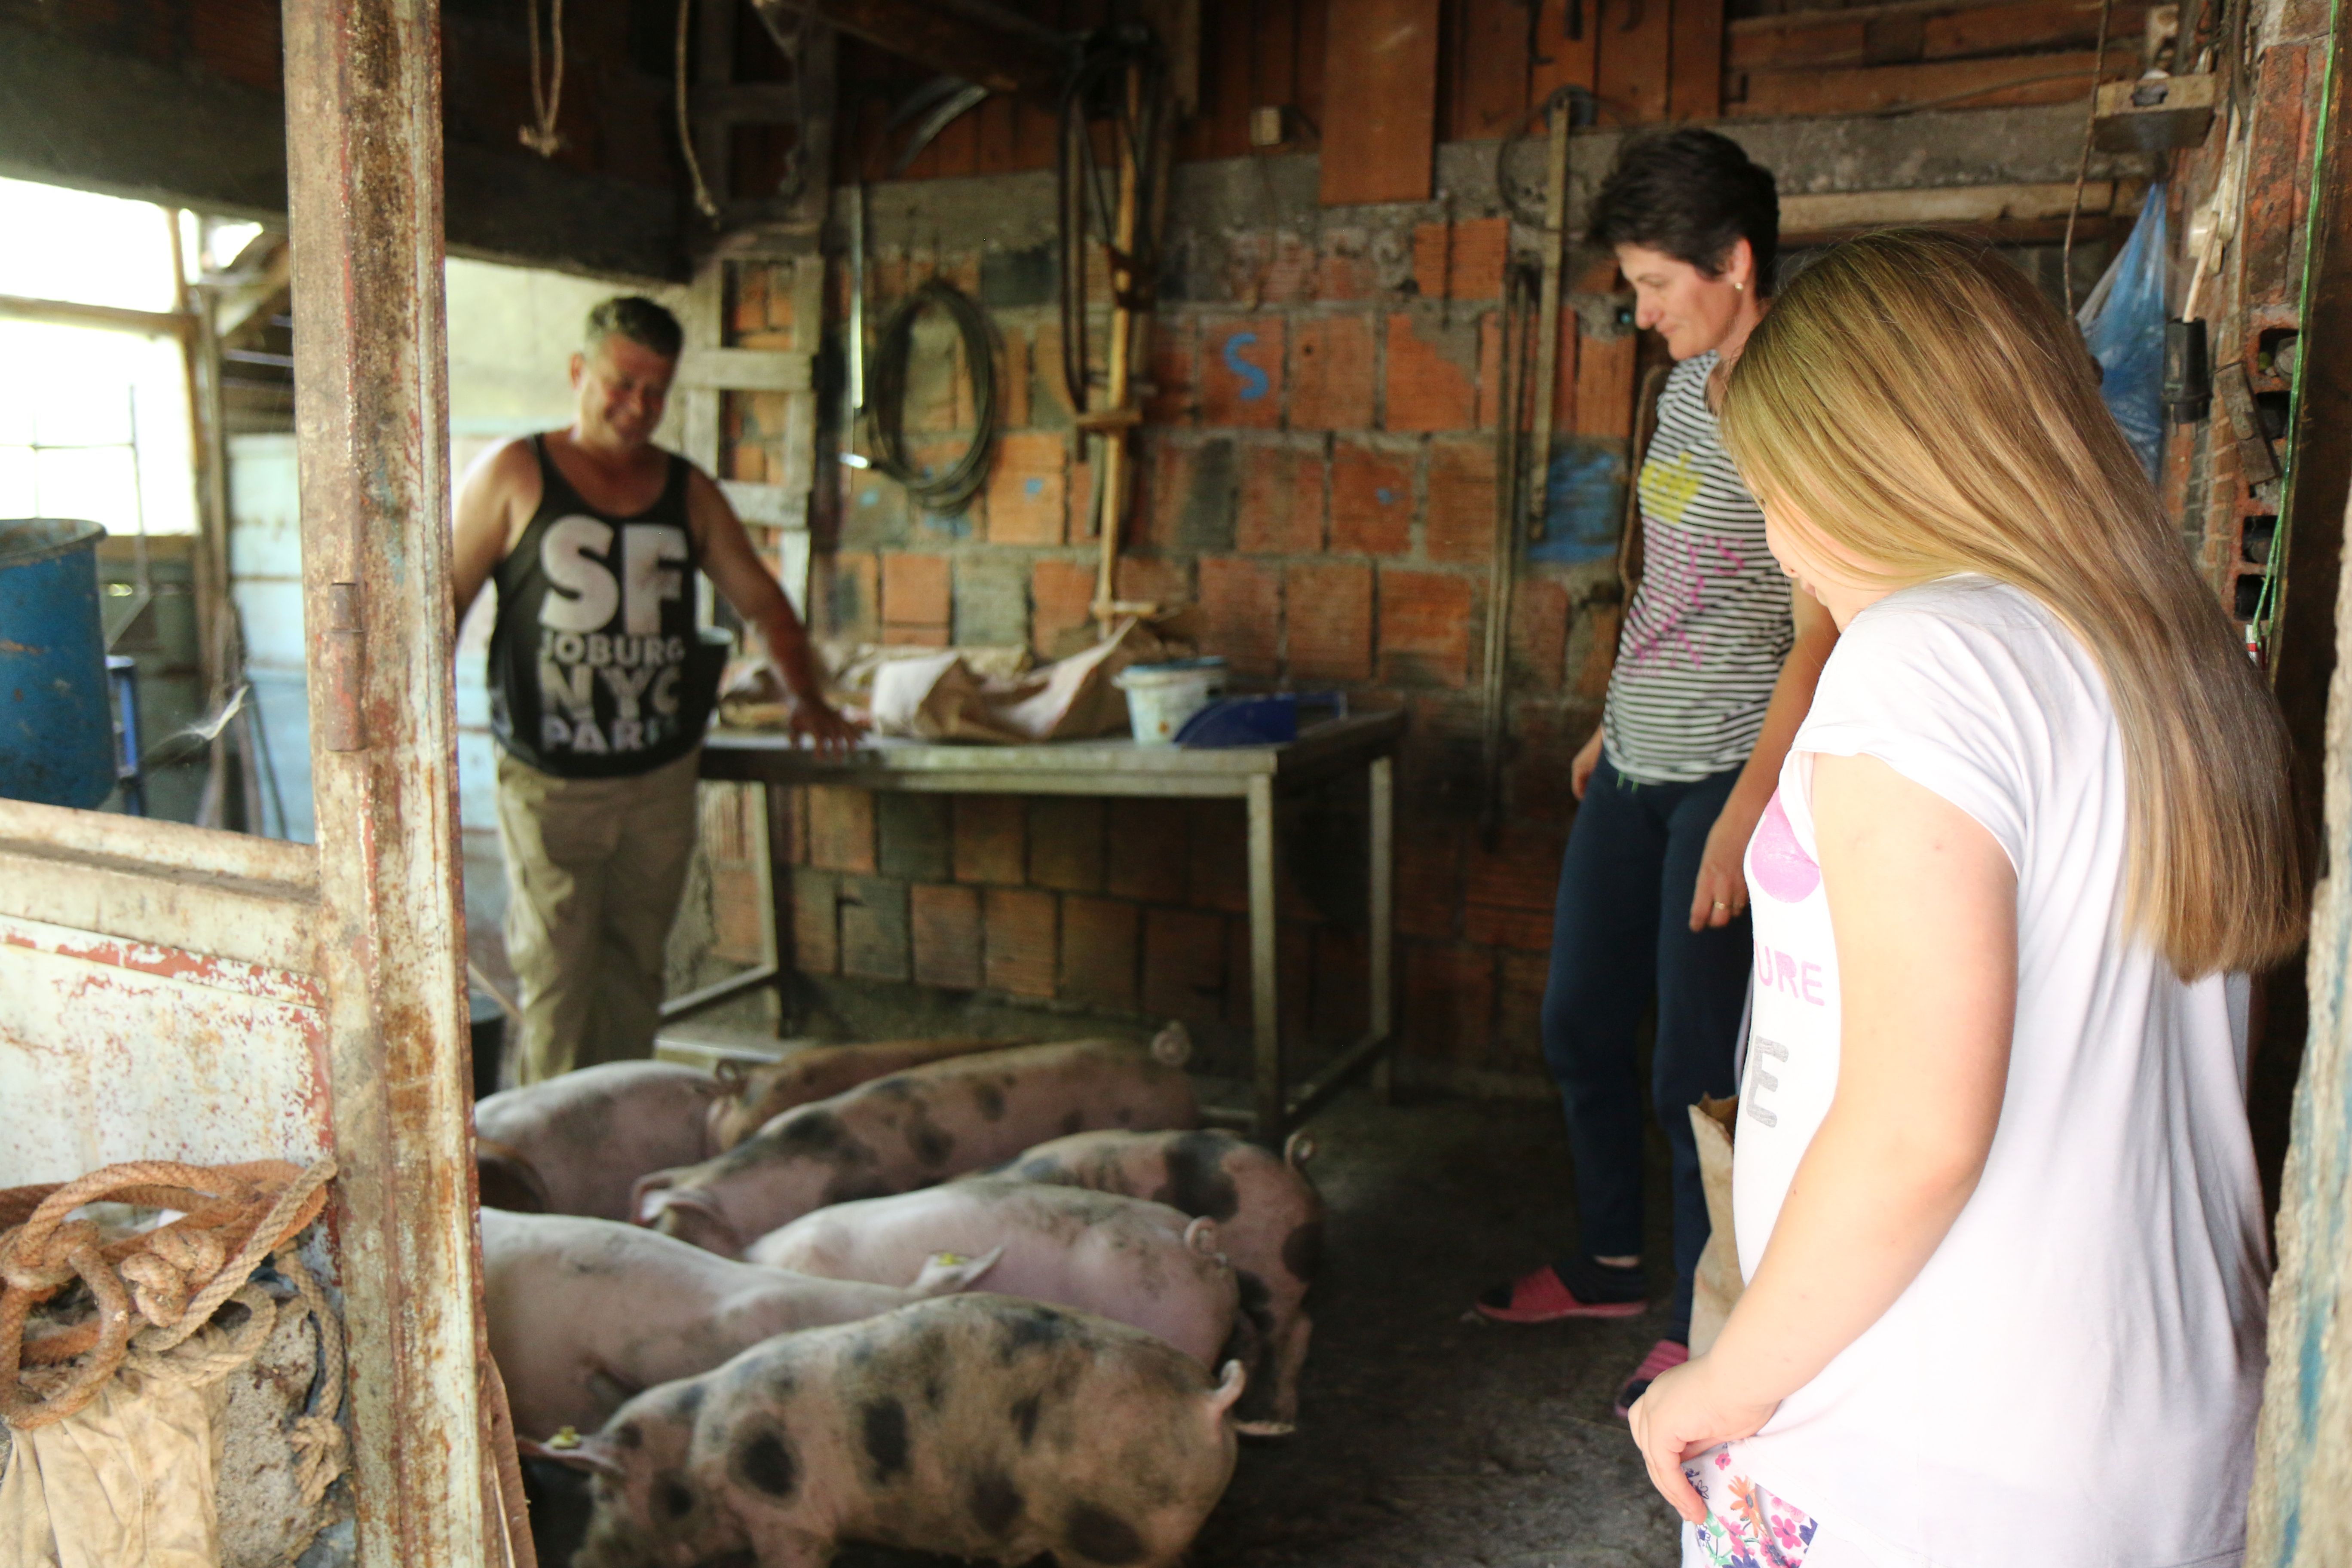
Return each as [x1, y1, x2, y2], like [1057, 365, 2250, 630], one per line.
[1628, 1355, 1779, 1524]
[1689, 790, 1764, 931]
[1572, 725, 1605, 800]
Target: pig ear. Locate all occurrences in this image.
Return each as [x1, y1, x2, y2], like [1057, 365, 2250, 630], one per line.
[1183, 1216, 1223, 1258]
[517, 1433, 627, 1479]
[714, 1060, 748, 1096]
[631, 1170, 682, 1225]
[1149, 1021, 1193, 1068]
[1282, 1131, 1317, 1171]
[912, 1246, 1002, 1295]
[1205, 1359, 1248, 1421]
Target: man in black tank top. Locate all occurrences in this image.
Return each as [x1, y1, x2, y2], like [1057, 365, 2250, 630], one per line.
[453, 297, 856, 1084]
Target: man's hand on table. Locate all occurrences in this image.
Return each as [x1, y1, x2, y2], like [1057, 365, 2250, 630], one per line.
[786, 689, 865, 758]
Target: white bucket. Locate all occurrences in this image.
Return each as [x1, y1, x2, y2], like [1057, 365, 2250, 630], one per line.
[1115, 658, 1228, 746]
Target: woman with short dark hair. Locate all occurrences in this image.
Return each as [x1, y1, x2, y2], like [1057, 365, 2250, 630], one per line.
[1475, 129, 1839, 1418]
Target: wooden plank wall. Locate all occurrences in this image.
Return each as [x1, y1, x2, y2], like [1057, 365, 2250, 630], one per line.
[835, 0, 2135, 190]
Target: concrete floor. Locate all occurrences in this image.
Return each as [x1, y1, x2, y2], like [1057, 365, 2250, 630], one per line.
[1185, 1087, 1682, 1568]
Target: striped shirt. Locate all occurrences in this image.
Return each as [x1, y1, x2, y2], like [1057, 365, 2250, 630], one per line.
[1602, 351, 1794, 783]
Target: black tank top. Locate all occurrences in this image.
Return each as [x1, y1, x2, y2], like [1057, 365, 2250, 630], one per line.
[488, 437, 710, 778]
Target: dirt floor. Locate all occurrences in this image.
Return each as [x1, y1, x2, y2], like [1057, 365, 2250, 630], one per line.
[1184, 1085, 1683, 1568]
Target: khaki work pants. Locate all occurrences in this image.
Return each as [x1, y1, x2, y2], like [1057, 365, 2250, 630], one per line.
[494, 747, 701, 1084]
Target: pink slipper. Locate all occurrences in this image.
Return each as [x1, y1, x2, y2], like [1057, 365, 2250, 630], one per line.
[1614, 1338, 1690, 1418]
[1474, 1263, 1649, 1324]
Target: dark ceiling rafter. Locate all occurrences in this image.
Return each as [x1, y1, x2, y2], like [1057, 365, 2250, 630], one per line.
[751, 0, 1072, 102]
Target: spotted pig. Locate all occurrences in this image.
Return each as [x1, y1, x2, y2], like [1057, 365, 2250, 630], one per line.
[542, 1294, 1245, 1568]
[481, 1208, 997, 1439]
[635, 1032, 1197, 1256]
[996, 1127, 1324, 1432]
[477, 1061, 720, 1221]
[706, 1038, 1029, 1151]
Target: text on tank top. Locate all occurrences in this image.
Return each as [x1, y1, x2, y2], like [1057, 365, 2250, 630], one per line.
[488, 436, 703, 778]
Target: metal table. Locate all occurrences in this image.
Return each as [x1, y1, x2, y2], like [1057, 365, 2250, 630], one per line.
[680, 709, 1404, 1139]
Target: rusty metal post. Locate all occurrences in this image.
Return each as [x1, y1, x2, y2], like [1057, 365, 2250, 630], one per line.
[282, 0, 482, 1559]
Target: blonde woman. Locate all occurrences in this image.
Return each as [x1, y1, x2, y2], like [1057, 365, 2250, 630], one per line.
[1630, 228, 2303, 1566]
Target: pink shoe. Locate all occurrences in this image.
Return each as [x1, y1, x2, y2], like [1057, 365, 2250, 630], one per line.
[1474, 1262, 1649, 1324]
[1614, 1338, 1690, 1418]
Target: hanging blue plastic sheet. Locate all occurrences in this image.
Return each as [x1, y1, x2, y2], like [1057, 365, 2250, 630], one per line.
[2076, 182, 2168, 481]
[1528, 439, 1627, 564]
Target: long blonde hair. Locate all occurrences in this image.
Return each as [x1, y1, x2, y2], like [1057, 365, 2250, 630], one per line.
[1719, 228, 2303, 977]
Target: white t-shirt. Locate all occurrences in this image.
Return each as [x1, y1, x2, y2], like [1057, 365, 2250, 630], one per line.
[1733, 575, 2268, 1568]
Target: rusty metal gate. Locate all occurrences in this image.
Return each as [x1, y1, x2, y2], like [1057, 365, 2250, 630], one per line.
[0, 0, 484, 1558]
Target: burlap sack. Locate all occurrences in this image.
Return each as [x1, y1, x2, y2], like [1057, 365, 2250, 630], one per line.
[1687, 1094, 1742, 1356]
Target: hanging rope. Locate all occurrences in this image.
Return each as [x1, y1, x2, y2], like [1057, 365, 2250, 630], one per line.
[2062, 0, 2120, 318]
[520, 0, 566, 156]
[0, 1157, 338, 1432]
[677, 0, 722, 221]
[868, 278, 999, 514]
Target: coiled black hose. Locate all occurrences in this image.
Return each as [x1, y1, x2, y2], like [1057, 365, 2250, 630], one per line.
[867, 277, 997, 514]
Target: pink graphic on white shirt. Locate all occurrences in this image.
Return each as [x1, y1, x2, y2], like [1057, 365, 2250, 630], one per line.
[1749, 789, 1820, 903]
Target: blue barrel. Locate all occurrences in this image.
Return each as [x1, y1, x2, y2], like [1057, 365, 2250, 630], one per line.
[0, 519, 115, 809]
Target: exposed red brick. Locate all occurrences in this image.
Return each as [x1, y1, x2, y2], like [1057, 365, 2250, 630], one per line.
[1198, 317, 1286, 429]
[1226, 918, 1314, 1039]
[995, 324, 1032, 430]
[1329, 441, 1414, 556]
[1115, 554, 1192, 610]
[880, 625, 952, 647]
[1467, 827, 1567, 909]
[1465, 902, 1556, 951]
[953, 796, 1026, 885]
[1495, 952, 1552, 1072]
[819, 551, 880, 641]
[1396, 827, 1461, 940]
[983, 886, 1058, 998]
[1575, 604, 1621, 698]
[1379, 568, 1477, 686]
[1060, 895, 1141, 1010]
[1508, 698, 1592, 829]
[881, 551, 952, 627]
[1198, 556, 1283, 677]
[1285, 560, 1375, 682]
[1027, 798, 1106, 892]
[1411, 217, 1508, 302]
[1426, 438, 1498, 564]
[731, 264, 769, 337]
[1316, 232, 1380, 301]
[840, 876, 912, 981]
[911, 882, 984, 990]
[1574, 328, 1638, 439]
[1032, 559, 1098, 657]
[1512, 577, 1573, 689]
[1237, 444, 1326, 555]
[1140, 318, 1198, 425]
[1186, 801, 1250, 915]
[1142, 908, 1228, 1026]
[1105, 799, 1190, 903]
[1259, 233, 1321, 306]
[984, 431, 1068, 546]
[1403, 943, 1497, 1062]
[1312, 924, 1372, 1041]
[1290, 314, 1377, 431]
[806, 786, 877, 873]
[1067, 451, 1099, 542]
[792, 869, 839, 974]
[1384, 312, 1479, 432]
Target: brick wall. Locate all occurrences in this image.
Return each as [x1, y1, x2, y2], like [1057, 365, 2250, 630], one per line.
[725, 178, 1640, 1090]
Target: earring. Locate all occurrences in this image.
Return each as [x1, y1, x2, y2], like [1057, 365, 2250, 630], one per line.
[1735, 280, 1746, 292]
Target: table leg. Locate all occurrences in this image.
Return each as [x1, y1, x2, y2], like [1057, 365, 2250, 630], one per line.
[1248, 776, 1283, 1142]
[1369, 755, 1396, 1104]
[764, 781, 800, 1032]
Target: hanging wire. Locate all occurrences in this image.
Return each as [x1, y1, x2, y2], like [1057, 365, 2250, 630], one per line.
[868, 279, 998, 513]
[676, 0, 721, 220]
[2061, 0, 2120, 317]
[520, 0, 566, 156]
[1057, 28, 1170, 413]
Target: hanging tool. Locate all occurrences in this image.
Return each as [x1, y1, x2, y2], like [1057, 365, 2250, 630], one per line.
[888, 75, 993, 175]
[1480, 91, 1573, 842]
[840, 183, 870, 470]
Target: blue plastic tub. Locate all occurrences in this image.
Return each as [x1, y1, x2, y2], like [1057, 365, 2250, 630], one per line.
[0, 519, 115, 809]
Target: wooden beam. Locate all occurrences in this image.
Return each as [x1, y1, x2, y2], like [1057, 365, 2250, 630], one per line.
[755, 0, 1066, 100]
[0, 291, 190, 337]
[1729, 44, 2135, 116]
[1319, 0, 1442, 206]
[1669, 0, 1727, 120]
[1778, 177, 2141, 233]
[1730, 0, 2149, 70]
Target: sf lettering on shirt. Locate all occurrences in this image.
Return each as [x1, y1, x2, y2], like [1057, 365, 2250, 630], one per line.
[533, 514, 690, 757]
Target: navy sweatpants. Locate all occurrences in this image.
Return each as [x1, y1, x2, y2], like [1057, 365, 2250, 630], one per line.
[1540, 753, 1752, 1340]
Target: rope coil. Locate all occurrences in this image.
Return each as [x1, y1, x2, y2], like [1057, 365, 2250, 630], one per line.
[1, 1158, 338, 1435]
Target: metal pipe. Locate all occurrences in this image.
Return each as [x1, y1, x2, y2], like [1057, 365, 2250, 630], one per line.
[281, 0, 483, 1556]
